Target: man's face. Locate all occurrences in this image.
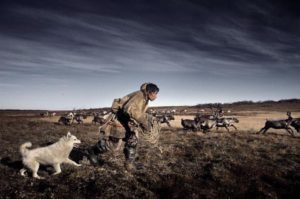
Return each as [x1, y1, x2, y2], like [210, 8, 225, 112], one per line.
[148, 92, 158, 101]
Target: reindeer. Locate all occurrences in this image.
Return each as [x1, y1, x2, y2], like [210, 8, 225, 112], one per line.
[72, 113, 88, 124]
[66, 112, 74, 122]
[40, 111, 49, 117]
[195, 104, 224, 133]
[92, 115, 106, 125]
[179, 109, 188, 114]
[195, 104, 224, 121]
[200, 119, 217, 133]
[73, 114, 84, 124]
[181, 118, 201, 131]
[156, 114, 175, 127]
[257, 112, 294, 136]
[58, 116, 72, 125]
[215, 117, 239, 132]
[291, 118, 300, 133]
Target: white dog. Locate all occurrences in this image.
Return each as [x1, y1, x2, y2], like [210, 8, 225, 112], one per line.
[20, 132, 81, 179]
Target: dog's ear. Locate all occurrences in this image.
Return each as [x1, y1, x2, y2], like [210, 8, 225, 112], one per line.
[67, 131, 71, 138]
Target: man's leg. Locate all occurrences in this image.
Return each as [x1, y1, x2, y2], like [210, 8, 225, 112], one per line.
[87, 138, 110, 166]
[124, 133, 138, 171]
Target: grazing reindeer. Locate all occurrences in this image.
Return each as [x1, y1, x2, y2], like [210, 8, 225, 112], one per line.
[257, 112, 294, 136]
[216, 117, 239, 132]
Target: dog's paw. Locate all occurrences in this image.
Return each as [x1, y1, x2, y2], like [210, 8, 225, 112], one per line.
[76, 164, 82, 167]
[34, 175, 45, 180]
[20, 168, 27, 177]
[52, 171, 61, 176]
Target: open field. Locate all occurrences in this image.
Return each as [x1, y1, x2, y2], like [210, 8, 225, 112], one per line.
[1, 101, 300, 198]
[39, 111, 300, 133]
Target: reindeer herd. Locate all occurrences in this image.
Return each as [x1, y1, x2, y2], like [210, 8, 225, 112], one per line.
[181, 106, 240, 133]
[56, 111, 106, 126]
[40, 106, 300, 137]
[181, 106, 300, 136]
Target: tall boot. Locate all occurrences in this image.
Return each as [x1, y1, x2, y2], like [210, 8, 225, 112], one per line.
[124, 134, 138, 171]
[87, 139, 109, 166]
[124, 146, 136, 171]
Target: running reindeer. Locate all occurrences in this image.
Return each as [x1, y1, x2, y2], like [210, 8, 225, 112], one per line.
[291, 118, 300, 133]
[215, 117, 239, 132]
[257, 111, 295, 136]
[195, 104, 239, 133]
[195, 104, 224, 133]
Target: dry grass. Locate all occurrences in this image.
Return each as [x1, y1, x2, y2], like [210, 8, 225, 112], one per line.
[1, 103, 300, 198]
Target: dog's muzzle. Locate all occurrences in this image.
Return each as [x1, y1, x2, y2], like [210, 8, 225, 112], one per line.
[73, 142, 81, 148]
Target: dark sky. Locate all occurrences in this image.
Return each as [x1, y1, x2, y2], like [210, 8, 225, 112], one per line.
[0, 0, 299, 110]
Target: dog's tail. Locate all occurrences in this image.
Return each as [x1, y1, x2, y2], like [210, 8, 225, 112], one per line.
[20, 142, 32, 156]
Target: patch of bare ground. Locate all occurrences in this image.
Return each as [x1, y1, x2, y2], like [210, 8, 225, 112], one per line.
[0, 109, 300, 198]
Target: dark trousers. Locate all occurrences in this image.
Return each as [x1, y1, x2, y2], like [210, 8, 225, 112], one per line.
[93, 110, 138, 163]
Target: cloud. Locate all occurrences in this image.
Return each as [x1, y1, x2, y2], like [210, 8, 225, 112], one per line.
[1, 2, 299, 81]
[0, 83, 23, 88]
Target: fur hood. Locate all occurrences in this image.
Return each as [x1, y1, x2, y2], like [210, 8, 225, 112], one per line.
[117, 83, 150, 128]
[140, 83, 148, 95]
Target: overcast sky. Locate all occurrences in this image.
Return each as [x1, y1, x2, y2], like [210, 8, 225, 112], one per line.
[0, 0, 299, 110]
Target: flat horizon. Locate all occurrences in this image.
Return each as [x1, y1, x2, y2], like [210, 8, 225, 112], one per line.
[1, 98, 299, 111]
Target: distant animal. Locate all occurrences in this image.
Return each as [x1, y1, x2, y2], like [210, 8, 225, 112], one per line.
[257, 112, 294, 136]
[64, 112, 74, 120]
[92, 115, 106, 125]
[181, 119, 201, 131]
[73, 114, 85, 124]
[215, 117, 239, 132]
[200, 119, 217, 133]
[20, 132, 81, 179]
[180, 109, 188, 114]
[194, 106, 226, 133]
[40, 112, 49, 117]
[291, 118, 300, 133]
[156, 114, 175, 127]
[195, 105, 223, 121]
[58, 116, 72, 125]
